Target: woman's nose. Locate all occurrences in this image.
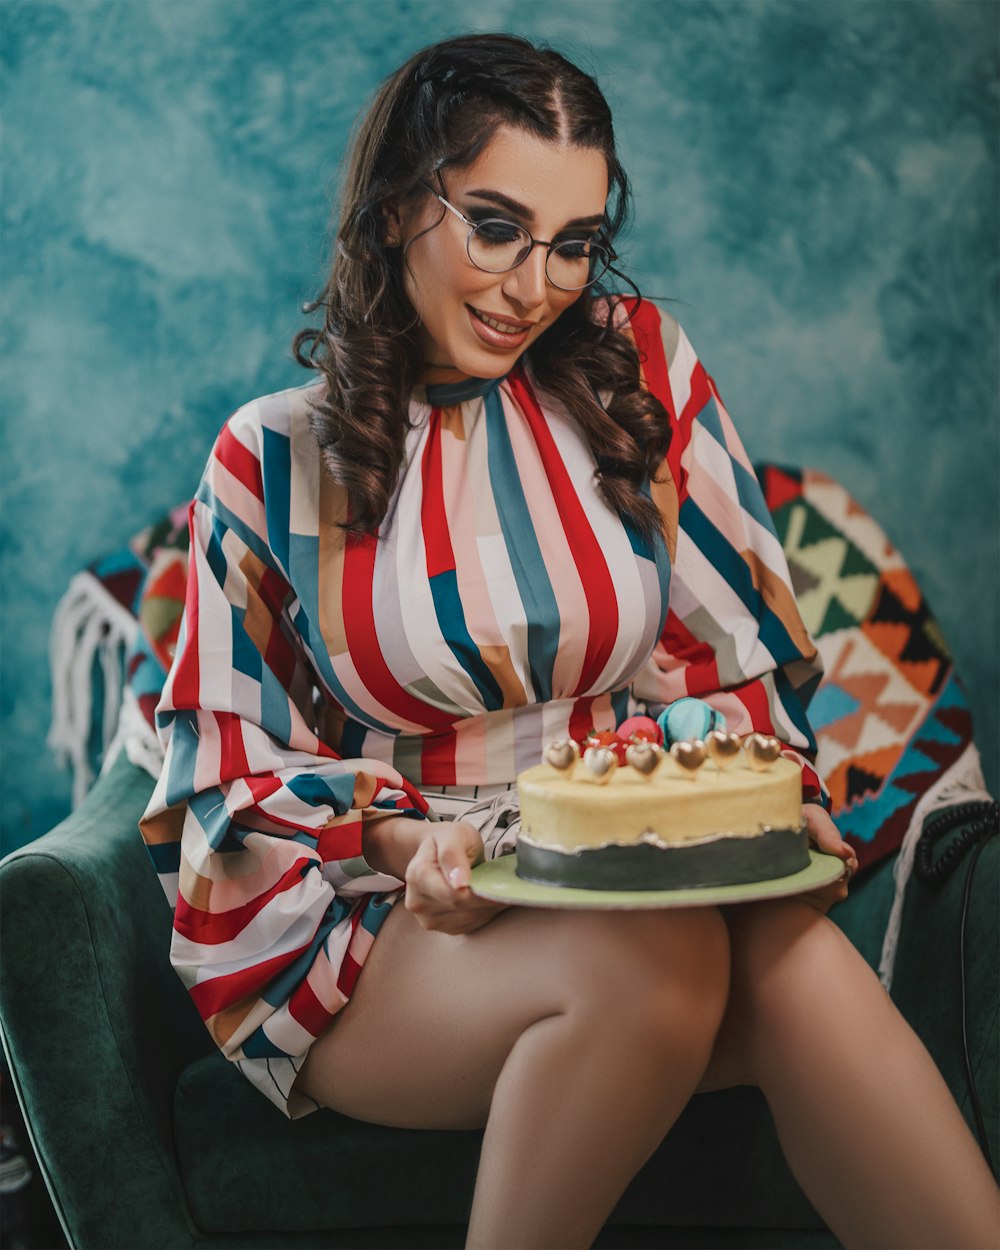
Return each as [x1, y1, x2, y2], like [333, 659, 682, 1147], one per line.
[501, 245, 549, 308]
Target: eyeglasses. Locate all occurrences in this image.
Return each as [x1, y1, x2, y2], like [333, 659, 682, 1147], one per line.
[420, 182, 616, 291]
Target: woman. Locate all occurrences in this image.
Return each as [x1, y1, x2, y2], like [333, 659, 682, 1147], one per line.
[140, 33, 999, 1250]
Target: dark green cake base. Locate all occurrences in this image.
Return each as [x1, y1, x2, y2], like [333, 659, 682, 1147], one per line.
[515, 825, 809, 891]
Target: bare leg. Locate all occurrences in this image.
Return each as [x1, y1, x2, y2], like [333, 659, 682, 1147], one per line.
[699, 898, 1000, 1250]
[297, 901, 730, 1249]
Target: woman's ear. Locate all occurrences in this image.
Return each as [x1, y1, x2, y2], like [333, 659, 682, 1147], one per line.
[382, 202, 402, 248]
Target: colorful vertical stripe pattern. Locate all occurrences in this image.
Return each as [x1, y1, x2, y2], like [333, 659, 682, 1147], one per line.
[140, 301, 825, 1117]
[622, 300, 826, 804]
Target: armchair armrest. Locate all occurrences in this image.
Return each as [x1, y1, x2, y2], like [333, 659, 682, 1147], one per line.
[828, 808, 997, 1176]
[0, 755, 212, 1249]
[888, 822, 998, 1174]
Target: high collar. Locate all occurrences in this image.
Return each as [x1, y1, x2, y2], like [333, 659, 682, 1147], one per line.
[421, 373, 507, 406]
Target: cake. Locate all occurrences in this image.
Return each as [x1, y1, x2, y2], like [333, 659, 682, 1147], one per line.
[515, 729, 808, 891]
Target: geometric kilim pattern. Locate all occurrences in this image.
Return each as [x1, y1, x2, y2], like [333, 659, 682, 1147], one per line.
[827, 674, 974, 869]
[773, 494, 881, 636]
[756, 464, 975, 874]
[862, 571, 951, 700]
[79, 466, 977, 880]
[811, 630, 928, 813]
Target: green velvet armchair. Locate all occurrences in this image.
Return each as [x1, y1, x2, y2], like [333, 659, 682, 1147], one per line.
[2, 464, 997, 1248]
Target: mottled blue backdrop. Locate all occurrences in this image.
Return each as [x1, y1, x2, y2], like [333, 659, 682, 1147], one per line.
[2, 0, 997, 853]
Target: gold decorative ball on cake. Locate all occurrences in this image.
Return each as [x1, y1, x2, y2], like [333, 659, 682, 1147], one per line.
[745, 733, 783, 771]
[624, 741, 662, 777]
[670, 739, 707, 775]
[582, 745, 617, 783]
[544, 740, 580, 771]
[706, 729, 742, 769]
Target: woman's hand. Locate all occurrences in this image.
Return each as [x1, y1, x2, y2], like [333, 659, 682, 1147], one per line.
[404, 821, 510, 935]
[800, 804, 859, 914]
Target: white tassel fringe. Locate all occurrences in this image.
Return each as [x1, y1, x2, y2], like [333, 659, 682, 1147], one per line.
[100, 684, 165, 783]
[48, 571, 140, 807]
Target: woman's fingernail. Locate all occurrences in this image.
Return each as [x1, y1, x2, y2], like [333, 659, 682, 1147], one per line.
[448, 867, 467, 889]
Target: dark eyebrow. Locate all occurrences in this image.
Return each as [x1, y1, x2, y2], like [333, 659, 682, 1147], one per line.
[464, 188, 605, 230]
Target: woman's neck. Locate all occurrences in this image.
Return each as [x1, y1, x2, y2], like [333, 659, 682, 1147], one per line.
[420, 363, 472, 386]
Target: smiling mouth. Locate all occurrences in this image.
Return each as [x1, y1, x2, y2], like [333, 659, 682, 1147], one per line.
[468, 306, 536, 335]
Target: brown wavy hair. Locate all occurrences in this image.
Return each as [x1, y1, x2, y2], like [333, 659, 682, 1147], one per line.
[293, 33, 671, 540]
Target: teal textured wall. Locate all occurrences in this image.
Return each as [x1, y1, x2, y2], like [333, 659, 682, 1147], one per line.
[2, 0, 997, 853]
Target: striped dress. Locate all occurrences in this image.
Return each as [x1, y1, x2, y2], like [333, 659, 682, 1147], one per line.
[139, 299, 825, 1116]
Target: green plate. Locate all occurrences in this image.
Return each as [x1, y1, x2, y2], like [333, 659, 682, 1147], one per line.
[469, 849, 846, 910]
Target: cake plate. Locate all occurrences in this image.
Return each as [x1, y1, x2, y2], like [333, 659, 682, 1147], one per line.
[469, 849, 845, 909]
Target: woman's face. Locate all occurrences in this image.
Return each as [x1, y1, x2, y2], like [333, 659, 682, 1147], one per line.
[392, 127, 610, 380]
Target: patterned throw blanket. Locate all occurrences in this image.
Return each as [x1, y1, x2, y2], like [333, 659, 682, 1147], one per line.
[48, 464, 990, 984]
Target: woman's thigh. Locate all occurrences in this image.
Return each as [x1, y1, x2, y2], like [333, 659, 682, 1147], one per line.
[696, 897, 872, 1093]
[296, 899, 730, 1129]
